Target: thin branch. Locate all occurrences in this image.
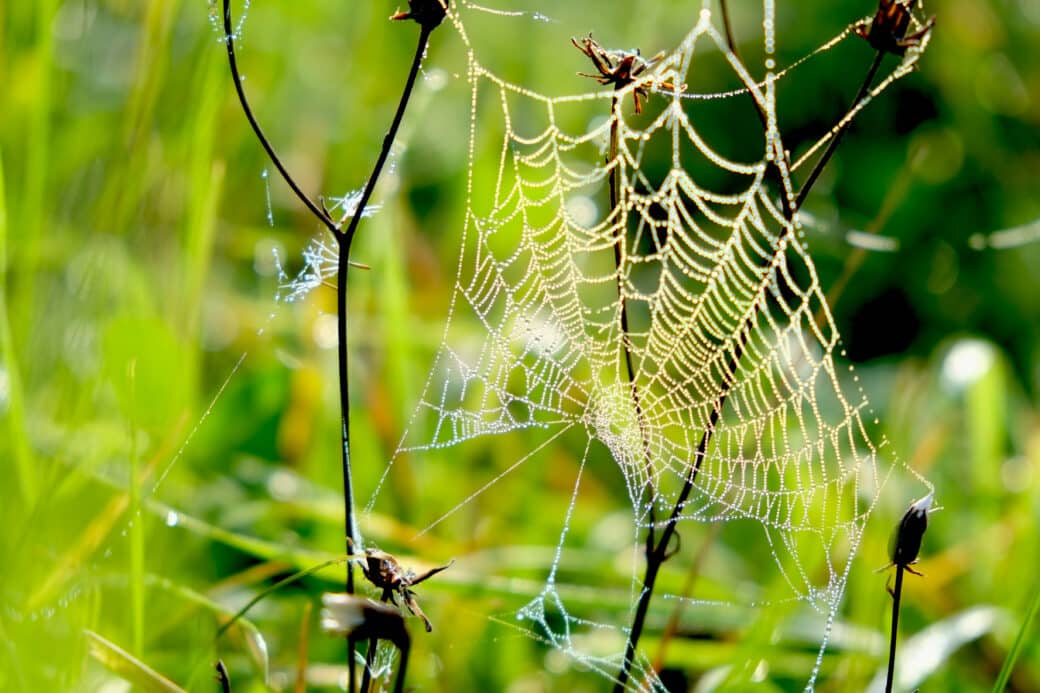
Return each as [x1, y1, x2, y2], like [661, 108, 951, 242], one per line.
[606, 93, 658, 568]
[613, 6, 762, 684]
[359, 619, 381, 692]
[719, 3, 768, 133]
[569, 39, 664, 686]
[221, 0, 336, 233]
[794, 50, 884, 210]
[340, 24, 434, 248]
[613, 336, 743, 691]
[337, 4, 434, 600]
[650, 522, 722, 674]
[336, 21, 435, 693]
[616, 1, 858, 684]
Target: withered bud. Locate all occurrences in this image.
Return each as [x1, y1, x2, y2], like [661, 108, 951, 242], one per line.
[889, 492, 933, 567]
[391, 0, 448, 29]
[321, 593, 410, 654]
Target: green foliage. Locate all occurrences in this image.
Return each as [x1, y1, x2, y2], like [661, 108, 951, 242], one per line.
[1, 0, 1039, 690]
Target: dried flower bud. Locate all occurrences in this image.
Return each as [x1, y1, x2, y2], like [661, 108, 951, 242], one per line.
[889, 492, 933, 567]
[321, 593, 410, 653]
[391, 0, 448, 29]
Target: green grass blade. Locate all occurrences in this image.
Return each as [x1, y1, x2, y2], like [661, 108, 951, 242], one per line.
[993, 578, 1040, 692]
[215, 556, 352, 639]
[85, 629, 186, 693]
[0, 145, 36, 503]
[129, 367, 144, 656]
[143, 573, 270, 683]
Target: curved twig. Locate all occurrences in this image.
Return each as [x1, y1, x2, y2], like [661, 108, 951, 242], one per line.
[221, 0, 337, 233]
[794, 50, 884, 210]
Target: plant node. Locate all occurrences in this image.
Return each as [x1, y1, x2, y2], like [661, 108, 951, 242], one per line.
[854, 0, 935, 56]
[360, 547, 453, 632]
[571, 34, 682, 114]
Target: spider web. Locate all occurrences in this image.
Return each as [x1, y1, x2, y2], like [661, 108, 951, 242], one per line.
[364, 1, 934, 688]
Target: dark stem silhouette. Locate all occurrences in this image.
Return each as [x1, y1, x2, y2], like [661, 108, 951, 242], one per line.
[794, 51, 884, 210]
[221, 2, 443, 689]
[605, 93, 659, 579]
[615, 3, 894, 686]
[885, 564, 905, 693]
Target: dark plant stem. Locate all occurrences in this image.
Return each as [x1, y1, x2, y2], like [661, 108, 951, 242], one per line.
[359, 634, 378, 692]
[794, 50, 884, 210]
[613, 343, 740, 691]
[392, 640, 410, 693]
[342, 28, 432, 693]
[340, 26, 434, 248]
[885, 565, 905, 693]
[604, 87, 664, 689]
[651, 522, 721, 673]
[607, 95, 657, 561]
[221, 2, 438, 690]
[216, 660, 232, 693]
[221, 0, 337, 233]
[358, 590, 390, 692]
[614, 5, 758, 687]
[616, 2, 877, 685]
[716, 0, 885, 213]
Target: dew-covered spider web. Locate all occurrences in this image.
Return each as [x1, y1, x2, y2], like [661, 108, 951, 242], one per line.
[360, 1, 935, 689]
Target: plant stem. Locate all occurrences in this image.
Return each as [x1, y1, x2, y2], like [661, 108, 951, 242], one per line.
[221, 0, 337, 234]
[339, 26, 433, 247]
[607, 95, 658, 562]
[221, 3, 439, 690]
[393, 640, 410, 693]
[651, 522, 721, 673]
[359, 592, 389, 693]
[794, 50, 884, 211]
[340, 26, 432, 693]
[613, 343, 740, 691]
[885, 565, 905, 693]
[616, 2, 856, 685]
[604, 88, 662, 690]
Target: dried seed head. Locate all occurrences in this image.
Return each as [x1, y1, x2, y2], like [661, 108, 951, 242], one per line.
[391, 0, 448, 29]
[321, 593, 410, 653]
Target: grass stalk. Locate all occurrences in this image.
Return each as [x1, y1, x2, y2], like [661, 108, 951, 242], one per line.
[215, 556, 354, 640]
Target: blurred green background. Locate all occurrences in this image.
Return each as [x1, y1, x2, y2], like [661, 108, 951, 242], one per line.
[2, 0, 1039, 690]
